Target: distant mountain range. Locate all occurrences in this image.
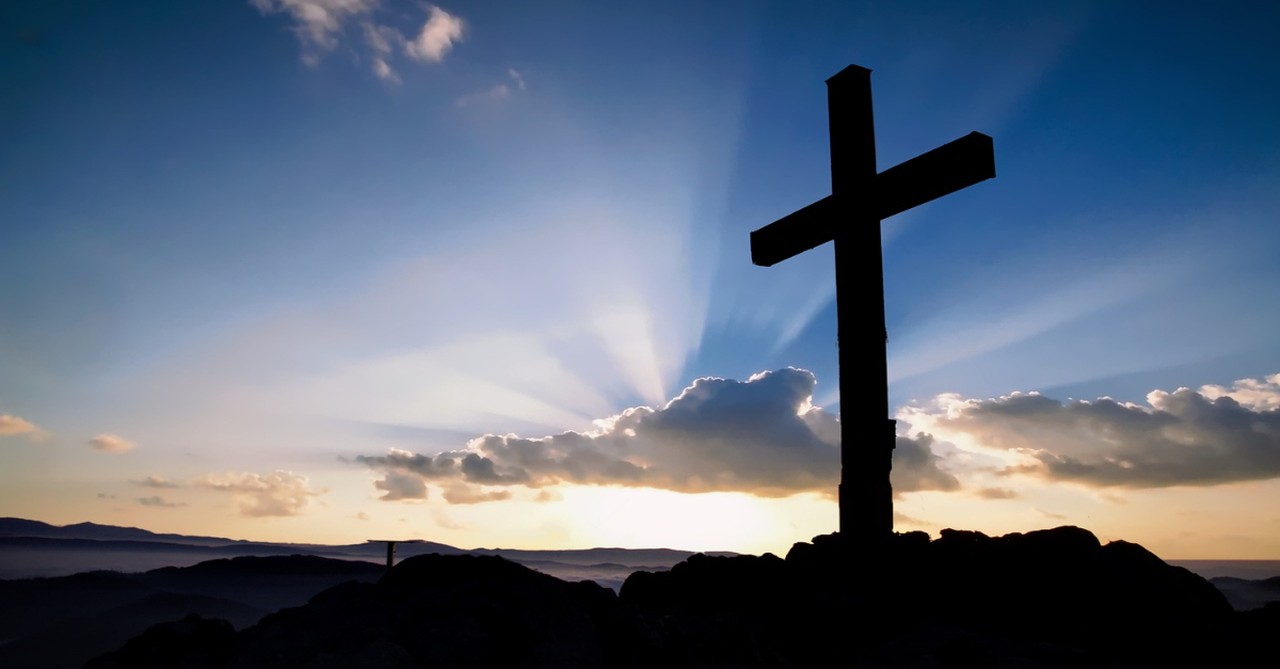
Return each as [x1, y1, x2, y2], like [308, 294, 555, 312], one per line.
[0, 553, 387, 669]
[0, 517, 249, 546]
[0, 517, 728, 585]
[0, 517, 733, 669]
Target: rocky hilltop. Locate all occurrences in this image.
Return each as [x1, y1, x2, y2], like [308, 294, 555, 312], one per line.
[89, 526, 1278, 668]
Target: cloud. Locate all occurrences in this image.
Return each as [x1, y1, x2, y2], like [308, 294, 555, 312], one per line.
[1097, 491, 1128, 504]
[892, 433, 961, 494]
[197, 470, 324, 516]
[138, 495, 187, 508]
[136, 475, 180, 489]
[405, 5, 464, 62]
[362, 20, 397, 54]
[1199, 372, 1280, 411]
[374, 469, 428, 500]
[534, 488, 563, 502]
[900, 372, 1280, 489]
[90, 434, 136, 453]
[456, 69, 526, 107]
[362, 22, 402, 82]
[974, 487, 1020, 499]
[372, 57, 399, 83]
[253, 2, 463, 76]
[356, 368, 959, 501]
[893, 511, 931, 526]
[433, 510, 465, 530]
[441, 483, 511, 504]
[0, 414, 46, 441]
[250, 0, 379, 55]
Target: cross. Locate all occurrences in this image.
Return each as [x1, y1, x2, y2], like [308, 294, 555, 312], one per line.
[369, 538, 425, 569]
[749, 65, 995, 545]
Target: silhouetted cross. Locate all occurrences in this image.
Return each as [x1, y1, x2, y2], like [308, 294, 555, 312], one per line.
[749, 65, 995, 544]
[369, 539, 424, 569]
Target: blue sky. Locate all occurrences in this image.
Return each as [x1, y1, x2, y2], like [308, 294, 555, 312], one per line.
[2, 1, 1279, 556]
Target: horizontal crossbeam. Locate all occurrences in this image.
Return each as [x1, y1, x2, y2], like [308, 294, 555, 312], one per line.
[750, 132, 995, 267]
[878, 132, 995, 220]
[750, 196, 837, 267]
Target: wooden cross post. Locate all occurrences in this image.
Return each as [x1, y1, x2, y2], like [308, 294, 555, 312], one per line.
[750, 65, 995, 547]
[370, 539, 424, 569]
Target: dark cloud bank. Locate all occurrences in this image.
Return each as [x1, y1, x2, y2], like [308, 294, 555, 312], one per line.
[917, 373, 1280, 489]
[358, 370, 1280, 501]
[356, 368, 956, 503]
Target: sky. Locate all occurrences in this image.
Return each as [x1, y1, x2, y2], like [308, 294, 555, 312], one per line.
[3, 0, 1280, 558]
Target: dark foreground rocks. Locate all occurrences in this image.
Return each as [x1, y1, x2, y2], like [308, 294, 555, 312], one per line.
[88, 526, 1278, 668]
[0, 554, 384, 669]
[89, 554, 639, 669]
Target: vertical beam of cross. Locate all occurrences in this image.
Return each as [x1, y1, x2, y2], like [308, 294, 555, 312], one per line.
[828, 66, 895, 541]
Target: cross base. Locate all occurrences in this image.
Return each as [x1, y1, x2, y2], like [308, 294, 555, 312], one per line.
[839, 418, 896, 544]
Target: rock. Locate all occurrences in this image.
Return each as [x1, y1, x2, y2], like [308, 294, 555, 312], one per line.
[88, 527, 1260, 668]
[86, 614, 235, 669]
[619, 525, 1238, 667]
[222, 553, 640, 668]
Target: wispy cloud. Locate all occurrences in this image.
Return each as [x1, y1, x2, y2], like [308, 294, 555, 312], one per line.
[372, 57, 400, 83]
[250, 0, 379, 62]
[456, 69, 526, 107]
[0, 414, 47, 441]
[355, 368, 958, 501]
[136, 475, 181, 489]
[894, 511, 932, 527]
[90, 434, 136, 454]
[405, 5, 464, 62]
[197, 470, 325, 516]
[534, 488, 563, 502]
[361, 19, 397, 54]
[252, 1, 465, 77]
[138, 495, 188, 508]
[433, 509, 465, 530]
[362, 21, 402, 83]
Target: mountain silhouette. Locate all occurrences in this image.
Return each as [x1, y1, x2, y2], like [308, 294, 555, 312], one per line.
[0, 517, 714, 586]
[84, 526, 1280, 668]
[0, 555, 385, 669]
[0, 517, 244, 546]
[1210, 575, 1280, 611]
[0, 522, 723, 669]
